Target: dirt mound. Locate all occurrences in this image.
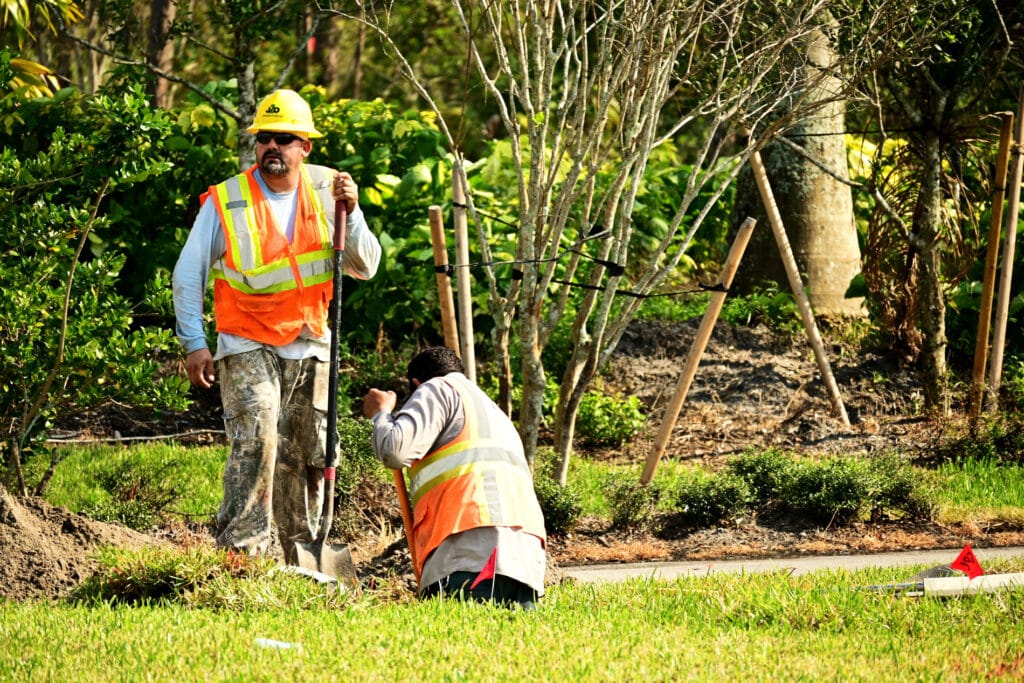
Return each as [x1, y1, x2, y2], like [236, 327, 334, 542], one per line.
[0, 485, 162, 601]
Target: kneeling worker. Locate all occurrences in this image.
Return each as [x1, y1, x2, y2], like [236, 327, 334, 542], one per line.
[363, 347, 546, 609]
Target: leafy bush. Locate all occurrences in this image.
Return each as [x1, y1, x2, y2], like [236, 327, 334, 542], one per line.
[780, 457, 869, 525]
[862, 454, 933, 521]
[673, 472, 752, 528]
[576, 392, 646, 448]
[336, 417, 385, 501]
[721, 284, 802, 337]
[533, 463, 583, 536]
[603, 472, 659, 529]
[726, 448, 795, 505]
[0, 84, 192, 491]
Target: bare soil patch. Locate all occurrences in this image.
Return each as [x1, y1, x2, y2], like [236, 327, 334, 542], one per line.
[3, 319, 1021, 601]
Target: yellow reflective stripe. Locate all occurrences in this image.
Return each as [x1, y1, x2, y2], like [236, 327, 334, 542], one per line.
[409, 457, 531, 511]
[212, 250, 332, 293]
[218, 174, 262, 270]
[408, 441, 521, 503]
[301, 165, 333, 245]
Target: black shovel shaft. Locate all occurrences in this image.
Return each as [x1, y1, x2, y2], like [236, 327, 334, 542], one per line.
[317, 200, 347, 544]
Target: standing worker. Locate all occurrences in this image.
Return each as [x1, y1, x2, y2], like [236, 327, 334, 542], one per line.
[363, 347, 547, 609]
[172, 89, 381, 563]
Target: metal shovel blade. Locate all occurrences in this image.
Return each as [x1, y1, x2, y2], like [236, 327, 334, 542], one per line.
[294, 539, 359, 589]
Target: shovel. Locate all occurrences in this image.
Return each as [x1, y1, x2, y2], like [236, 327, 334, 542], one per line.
[294, 197, 359, 588]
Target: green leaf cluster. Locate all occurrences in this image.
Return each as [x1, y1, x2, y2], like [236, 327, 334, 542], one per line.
[0, 84, 190, 482]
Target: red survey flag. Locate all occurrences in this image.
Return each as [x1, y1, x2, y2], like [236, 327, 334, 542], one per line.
[470, 547, 498, 590]
[950, 544, 984, 579]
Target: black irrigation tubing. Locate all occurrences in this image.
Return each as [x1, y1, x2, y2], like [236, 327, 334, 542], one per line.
[433, 259, 728, 300]
[442, 204, 727, 299]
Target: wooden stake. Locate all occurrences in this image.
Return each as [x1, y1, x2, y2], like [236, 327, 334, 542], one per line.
[641, 217, 757, 485]
[428, 205, 460, 353]
[749, 149, 850, 426]
[987, 84, 1024, 411]
[453, 165, 476, 381]
[969, 112, 1014, 417]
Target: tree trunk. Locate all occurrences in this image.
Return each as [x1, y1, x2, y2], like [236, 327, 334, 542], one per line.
[912, 127, 950, 414]
[147, 0, 176, 108]
[731, 23, 863, 317]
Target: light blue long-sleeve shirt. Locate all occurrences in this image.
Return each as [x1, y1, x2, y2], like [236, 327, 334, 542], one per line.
[172, 166, 381, 361]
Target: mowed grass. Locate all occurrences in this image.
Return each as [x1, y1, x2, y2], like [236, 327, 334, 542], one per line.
[927, 457, 1024, 525]
[3, 562, 1024, 682]
[4, 442, 1024, 681]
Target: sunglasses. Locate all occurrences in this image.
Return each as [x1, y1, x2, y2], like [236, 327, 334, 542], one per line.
[255, 132, 303, 146]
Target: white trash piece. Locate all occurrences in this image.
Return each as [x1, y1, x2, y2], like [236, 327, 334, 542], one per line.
[923, 572, 1024, 597]
[254, 638, 303, 652]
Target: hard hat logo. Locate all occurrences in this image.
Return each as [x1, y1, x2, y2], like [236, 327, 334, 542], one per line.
[246, 89, 323, 138]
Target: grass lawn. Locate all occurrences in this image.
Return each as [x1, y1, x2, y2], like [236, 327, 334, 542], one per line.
[3, 562, 1024, 682]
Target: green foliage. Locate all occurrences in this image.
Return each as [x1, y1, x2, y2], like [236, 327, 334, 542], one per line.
[720, 284, 802, 336]
[726, 448, 795, 504]
[1004, 356, 1024, 412]
[0, 85, 191, 484]
[635, 291, 712, 323]
[602, 472, 659, 530]
[97, 80, 241, 307]
[631, 147, 736, 280]
[672, 471, 753, 528]
[779, 455, 931, 525]
[533, 458, 583, 536]
[575, 392, 646, 448]
[335, 416, 386, 502]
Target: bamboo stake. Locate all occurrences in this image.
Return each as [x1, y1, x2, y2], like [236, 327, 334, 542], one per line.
[641, 217, 758, 485]
[969, 113, 1014, 417]
[749, 149, 850, 426]
[428, 205, 460, 353]
[452, 167, 476, 381]
[987, 85, 1024, 412]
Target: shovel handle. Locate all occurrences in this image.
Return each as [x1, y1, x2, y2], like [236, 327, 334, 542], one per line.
[317, 199, 347, 544]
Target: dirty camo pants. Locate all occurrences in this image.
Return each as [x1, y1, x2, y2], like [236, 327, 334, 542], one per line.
[215, 349, 332, 564]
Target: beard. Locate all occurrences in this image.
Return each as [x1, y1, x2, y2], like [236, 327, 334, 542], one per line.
[260, 154, 288, 177]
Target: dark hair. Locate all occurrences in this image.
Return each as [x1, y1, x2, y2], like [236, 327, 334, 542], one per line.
[407, 347, 464, 383]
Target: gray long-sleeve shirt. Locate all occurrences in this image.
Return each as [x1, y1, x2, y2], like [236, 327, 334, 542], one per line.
[172, 165, 381, 360]
[371, 374, 546, 595]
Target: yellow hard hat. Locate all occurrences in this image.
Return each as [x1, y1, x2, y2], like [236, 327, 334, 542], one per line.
[246, 89, 323, 138]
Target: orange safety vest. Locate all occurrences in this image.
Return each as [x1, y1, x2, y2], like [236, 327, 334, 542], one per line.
[407, 374, 546, 577]
[206, 164, 336, 346]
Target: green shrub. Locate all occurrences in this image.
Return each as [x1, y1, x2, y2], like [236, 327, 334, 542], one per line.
[721, 285, 802, 336]
[603, 472, 659, 529]
[576, 392, 646, 448]
[726, 448, 795, 505]
[863, 454, 933, 521]
[780, 457, 869, 525]
[533, 468, 583, 536]
[336, 417, 385, 500]
[1004, 355, 1024, 411]
[673, 472, 752, 528]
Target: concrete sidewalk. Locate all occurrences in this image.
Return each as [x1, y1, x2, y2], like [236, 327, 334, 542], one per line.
[561, 546, 1024, 584]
